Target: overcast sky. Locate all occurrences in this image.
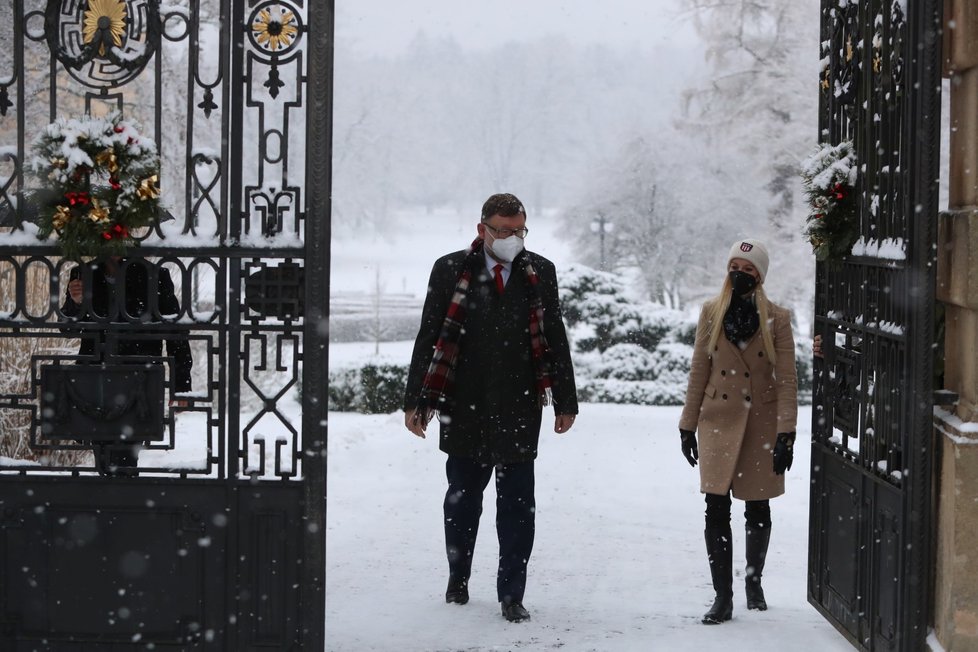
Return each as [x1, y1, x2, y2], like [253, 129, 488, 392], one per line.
[335, 0, 699, 55]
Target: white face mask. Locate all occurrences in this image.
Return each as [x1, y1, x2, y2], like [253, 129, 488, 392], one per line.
[487, 231, 524, 262]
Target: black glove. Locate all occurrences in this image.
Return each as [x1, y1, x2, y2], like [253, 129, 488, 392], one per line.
[680, 429, 698, 467]
[773, 432, 796, 475]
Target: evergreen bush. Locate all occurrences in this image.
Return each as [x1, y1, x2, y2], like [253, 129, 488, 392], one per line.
[327, 364, 408, 414]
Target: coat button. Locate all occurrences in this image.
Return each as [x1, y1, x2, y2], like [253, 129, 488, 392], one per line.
[758, 351, 764, 357]
[721, 370, 726, 376]
[744, 372, 750, 378]
[746, 396, 751, 402]
[722, 394, 728, 400]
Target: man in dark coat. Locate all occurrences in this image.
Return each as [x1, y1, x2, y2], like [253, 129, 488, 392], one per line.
[61, 256, 193, 476]
[403, 193, 578, 623]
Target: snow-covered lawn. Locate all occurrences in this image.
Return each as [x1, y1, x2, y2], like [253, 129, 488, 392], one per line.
[325, 404, 852, 651]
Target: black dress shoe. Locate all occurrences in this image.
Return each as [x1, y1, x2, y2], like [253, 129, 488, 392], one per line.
[501, 602, 531, 622]
[445, 578, 469, 605]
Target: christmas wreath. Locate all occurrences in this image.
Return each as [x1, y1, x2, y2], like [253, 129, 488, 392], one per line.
[31, 114, 161, 261]
[801, 140, 859, 262]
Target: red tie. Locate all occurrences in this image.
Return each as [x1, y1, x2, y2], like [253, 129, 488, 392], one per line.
[493, 263, 505, 295]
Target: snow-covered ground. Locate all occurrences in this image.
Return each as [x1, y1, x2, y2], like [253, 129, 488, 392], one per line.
[325, 404, 853, 652]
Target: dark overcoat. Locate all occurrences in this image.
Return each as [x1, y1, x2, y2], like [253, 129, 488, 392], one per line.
[60, 260, 193, 392]
[679, 298, 798, 500]
[404, 248, 578, 464]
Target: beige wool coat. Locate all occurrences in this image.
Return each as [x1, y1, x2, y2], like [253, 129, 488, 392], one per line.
[679, 298, 798, 501]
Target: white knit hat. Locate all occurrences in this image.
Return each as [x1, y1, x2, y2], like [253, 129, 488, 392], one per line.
[728, 238, 770, 282]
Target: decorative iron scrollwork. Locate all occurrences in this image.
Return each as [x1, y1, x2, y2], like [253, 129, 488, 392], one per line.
[870, 1, 906, 96]
[244, 261, 304, 320]
[249, 187, 297, 236]
[830, 348, 860, 439]
[44, 0, 161, 89]
[198, 88, 218, 118]
[889, 1, 906, 96]
[821, 0, 860, 114]
[249, 3, 302, 56]
[82, 0, 128, 56]
[247, 1, 304, 101]
[0, 86, 11, 116]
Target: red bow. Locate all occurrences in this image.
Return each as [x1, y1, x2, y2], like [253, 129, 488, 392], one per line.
[65, 191, 90, 206]
[102, 223, 129, 240]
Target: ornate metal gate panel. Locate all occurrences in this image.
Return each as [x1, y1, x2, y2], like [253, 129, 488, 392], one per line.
[0, 1, 331, 649]
[809, 1, 942, 650]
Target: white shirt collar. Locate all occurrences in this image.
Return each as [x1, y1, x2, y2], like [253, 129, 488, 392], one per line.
[483, 249, 512, 275]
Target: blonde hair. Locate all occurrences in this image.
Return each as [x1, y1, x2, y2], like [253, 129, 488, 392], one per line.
[705, 275, 777, 364]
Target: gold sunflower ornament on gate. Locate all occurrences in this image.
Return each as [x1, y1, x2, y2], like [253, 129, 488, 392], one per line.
[252, 7, 299, 52]
[82, 0, 128, 57]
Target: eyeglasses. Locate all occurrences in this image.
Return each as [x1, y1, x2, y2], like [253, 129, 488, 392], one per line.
[483, 223, 529, 239]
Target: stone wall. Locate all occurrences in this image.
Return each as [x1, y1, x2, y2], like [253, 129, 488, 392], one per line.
[934, 2, 978, 649]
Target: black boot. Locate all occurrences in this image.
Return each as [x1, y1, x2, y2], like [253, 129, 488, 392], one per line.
[445, 576, 469, 604]
[745, 524, 771, 610]
[702, 527, 733, 624]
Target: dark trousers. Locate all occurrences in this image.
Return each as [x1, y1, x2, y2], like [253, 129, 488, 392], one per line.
[444, 455, 535, 605]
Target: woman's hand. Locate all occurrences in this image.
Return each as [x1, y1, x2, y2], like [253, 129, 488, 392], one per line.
[773, 432, 796, 474]
[680, 429, 698, 467]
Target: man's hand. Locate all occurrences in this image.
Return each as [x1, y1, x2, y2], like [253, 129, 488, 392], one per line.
[554, 414, 576, 434]
[404, 409, 427, 438]
[169, 400, 189, 408]
[68, 278, 83, 305]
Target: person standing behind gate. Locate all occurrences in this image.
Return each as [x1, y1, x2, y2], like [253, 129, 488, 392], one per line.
[403, 193, 578, 623]
[677, 238, 798, 624]
[61, 256, 193, 476]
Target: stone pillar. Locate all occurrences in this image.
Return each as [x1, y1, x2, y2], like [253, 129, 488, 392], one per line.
[935, 2, 978, 650]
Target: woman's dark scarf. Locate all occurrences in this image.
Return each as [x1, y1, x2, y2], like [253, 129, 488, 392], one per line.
[723, 291, 760, 346]
[414, 238, 553, 424]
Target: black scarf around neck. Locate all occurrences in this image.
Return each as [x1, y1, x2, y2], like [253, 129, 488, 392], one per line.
[723, 292, 759, 346]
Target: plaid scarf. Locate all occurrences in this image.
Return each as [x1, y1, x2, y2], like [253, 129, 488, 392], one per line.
[415, 238, 553, 423]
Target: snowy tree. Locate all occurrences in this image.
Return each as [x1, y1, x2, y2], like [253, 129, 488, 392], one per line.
[677, 0, 820, 313]
[330, 34, 698, 232]
[680, 0, 818, 227]
[559, 136, 723, 307]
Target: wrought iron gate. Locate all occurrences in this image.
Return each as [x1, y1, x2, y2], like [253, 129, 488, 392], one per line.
[809, 1, 942, 650]
[0, 1, 331, 649]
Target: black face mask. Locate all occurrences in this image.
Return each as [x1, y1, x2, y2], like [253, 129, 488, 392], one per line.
[729, 270, 758, 296]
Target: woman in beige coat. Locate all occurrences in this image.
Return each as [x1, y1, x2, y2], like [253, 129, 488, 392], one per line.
[678, 238, 798, 624]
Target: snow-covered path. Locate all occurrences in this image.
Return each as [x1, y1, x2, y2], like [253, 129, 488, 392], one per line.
[325, 404, 852, 652]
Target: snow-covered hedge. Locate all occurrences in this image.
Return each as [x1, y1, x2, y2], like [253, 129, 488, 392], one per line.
[560, 264, 812, 406]
[559, 264, 696, 405]
[328, 364, 407, 413]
